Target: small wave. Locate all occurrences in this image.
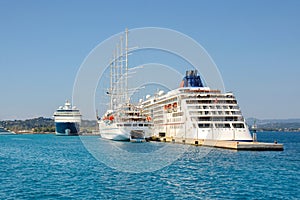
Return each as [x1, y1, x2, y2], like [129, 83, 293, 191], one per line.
[11, 138, 32, 141]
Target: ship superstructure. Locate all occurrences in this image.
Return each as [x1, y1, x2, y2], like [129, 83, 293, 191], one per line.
[140, 70, 252, 141]
[54, 100, 81, 136]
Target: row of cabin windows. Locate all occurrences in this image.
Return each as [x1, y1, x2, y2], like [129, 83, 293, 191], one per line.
[157, 97, 178, 105]
[187, 105, 240, 110]
[198, 123, 245, 128]
[186, 100, 237, 104]
[117, 123, 153, 127]
[189, 111, 242, 115]
[154, 120, 164, 124]
[167, 118, 182, 123]
[169, 125, 183, 129]
[181, 94, 234, 99]
[153, 106, 162, 111]
[153, 114, 163, 119]
[154, 110, 163, 115]
[194, 116, 244, 122]
[173, 112, 184, 117]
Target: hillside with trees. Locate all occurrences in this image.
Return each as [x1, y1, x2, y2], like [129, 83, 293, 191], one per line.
[1, 117, 97, 133]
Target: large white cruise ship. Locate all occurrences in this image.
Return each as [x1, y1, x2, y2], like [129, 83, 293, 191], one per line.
[98, 28, 152, 141]
[54, 100, 82, 136]
[140, 70, 253, 141]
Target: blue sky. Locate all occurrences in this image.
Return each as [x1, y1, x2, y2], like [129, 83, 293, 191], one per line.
[0, 0, 299, 120]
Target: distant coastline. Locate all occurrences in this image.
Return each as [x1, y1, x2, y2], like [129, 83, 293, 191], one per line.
[1, 117, 300, 134]
[247, 118, 300, 132]
[0, 117, 97, 134]
[14, 130, 55, 134]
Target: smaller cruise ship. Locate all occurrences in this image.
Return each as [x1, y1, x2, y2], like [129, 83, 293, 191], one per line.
[99, 104, 152, 141]
[0, 127, 8, 132]
[54, 100, 81, 136]
[0, 127, 15, 135]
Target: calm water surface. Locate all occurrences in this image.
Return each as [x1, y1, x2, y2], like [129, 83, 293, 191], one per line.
[0, 132, 299, 199]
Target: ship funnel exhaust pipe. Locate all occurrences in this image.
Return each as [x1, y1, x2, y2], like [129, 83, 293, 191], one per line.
[182, 70, 203, 87]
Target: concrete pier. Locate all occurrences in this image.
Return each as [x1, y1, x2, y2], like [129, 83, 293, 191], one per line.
[154, 137, 284, 151]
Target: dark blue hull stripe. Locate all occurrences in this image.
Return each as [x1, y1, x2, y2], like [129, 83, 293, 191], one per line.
[55, 122, 79, 136]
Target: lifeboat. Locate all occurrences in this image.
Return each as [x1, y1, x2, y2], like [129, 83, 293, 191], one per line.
[164, 105, 168, 111]
[167, 104, 173, 113]
[173, 102, 178, 112]
[146, 116, 152, 121]
[109, 115, 114, 121]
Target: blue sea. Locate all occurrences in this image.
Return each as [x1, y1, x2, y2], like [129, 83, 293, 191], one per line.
[0, 132, 299, 199]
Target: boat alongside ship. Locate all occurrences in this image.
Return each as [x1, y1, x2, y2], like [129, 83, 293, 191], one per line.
[54, 100, 81, 136]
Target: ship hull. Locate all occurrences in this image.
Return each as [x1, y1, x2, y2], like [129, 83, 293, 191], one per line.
[98, 121, 151, 141]
[98, 121, 130, 141]
[55, 122, 80, 136]
[158, 127, 253, 141]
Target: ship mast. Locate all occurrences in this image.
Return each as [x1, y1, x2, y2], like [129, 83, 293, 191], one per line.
[119, 36, 124, 105]
[125, 28, 129, 104]
[109, 55, 113, 110]
[108, 28, 129, 110]
[111, 49, 117, 110]
[117, 43, 121, 108]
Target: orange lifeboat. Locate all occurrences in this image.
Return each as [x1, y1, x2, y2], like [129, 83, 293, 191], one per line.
[173, 102, 178, 112]
[167, 104, 173, 113]
[164, 105, 168, 111]
[146, 116, 152, 121]
[109, 115, 114, 121]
